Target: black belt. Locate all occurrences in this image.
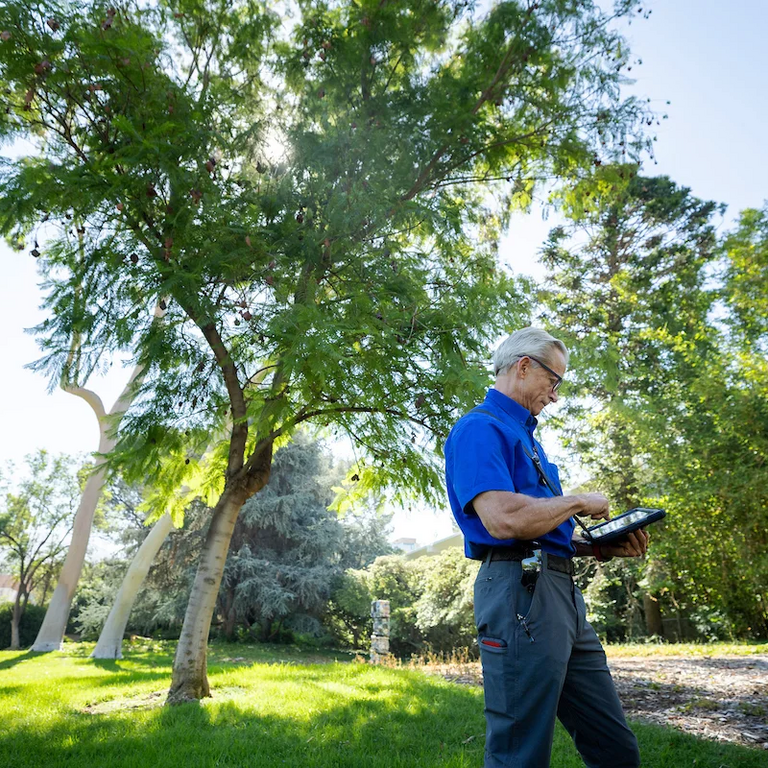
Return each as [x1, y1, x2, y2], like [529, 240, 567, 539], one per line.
[487, 546, 536, 561]
[489, 548, 574, 575]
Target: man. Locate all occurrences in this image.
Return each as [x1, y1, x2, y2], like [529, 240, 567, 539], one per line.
[444, 327, 647, 768]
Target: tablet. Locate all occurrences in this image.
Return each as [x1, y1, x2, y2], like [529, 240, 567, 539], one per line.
[585, 507, 666, 544]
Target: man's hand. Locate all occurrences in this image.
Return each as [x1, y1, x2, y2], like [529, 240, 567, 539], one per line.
[576, 492, 611, 522]
[602, 529, 649, 559]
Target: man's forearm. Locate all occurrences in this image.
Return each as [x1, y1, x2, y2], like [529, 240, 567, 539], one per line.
[474, 491, 594, 541]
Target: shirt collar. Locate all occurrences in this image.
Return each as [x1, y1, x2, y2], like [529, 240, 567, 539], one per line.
[485, 388, 538, 433]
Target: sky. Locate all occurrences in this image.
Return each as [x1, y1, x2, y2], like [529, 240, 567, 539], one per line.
[1, 0, 766, 549]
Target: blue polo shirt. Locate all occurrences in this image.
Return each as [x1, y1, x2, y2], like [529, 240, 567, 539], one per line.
[444, 388, 575, 560]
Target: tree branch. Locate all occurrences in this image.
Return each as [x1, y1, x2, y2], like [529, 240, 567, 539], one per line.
[197, 320, 248, 476]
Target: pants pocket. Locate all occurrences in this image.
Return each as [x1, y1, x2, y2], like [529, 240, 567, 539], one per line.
[478, 636, 508, 654]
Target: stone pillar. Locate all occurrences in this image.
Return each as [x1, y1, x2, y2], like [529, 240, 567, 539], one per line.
[370, 600, 390, 663]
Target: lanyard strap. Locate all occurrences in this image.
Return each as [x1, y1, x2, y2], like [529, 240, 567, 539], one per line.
[471, 407, 593, 541]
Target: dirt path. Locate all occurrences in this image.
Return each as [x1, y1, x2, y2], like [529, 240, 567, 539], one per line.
[424, 655, 768, 750]
[610, 655, 768, 750]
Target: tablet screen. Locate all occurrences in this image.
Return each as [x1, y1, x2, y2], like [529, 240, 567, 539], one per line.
[587, 508, 664, 541]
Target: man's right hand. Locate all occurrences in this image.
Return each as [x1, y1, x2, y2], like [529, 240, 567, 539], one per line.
[576, 493, 611, 521]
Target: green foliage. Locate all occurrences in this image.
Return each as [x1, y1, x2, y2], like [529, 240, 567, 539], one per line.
[0, 451, 83, 646]
[327, 568, 375, 648]
[365, 554, 426, 655]
[218, 433, 392, 642]
[0, 0, 651, 519]
[723, 204, 768, 342]
[69, 558, 129, 639]
[540, 173, 768, 640]
[582, 559, 646, 642]
[72, 436, 393, 641]
[0, 602, 46, 648]
[82, 498, 210, 639]
[329, 549, 479, 656]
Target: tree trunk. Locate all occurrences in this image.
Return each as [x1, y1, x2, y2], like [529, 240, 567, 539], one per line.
[91, 513, 174, 659]
[221, 589, 237, 641]
[39, 568, 54, 607]
[32, 366, 143, 652]
[166, 488, 249, 704]
[643, 592, 663, 637]
[10, 595, 23, 651]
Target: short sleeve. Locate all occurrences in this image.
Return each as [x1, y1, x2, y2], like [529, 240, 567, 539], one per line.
[448, 416, 518, 514]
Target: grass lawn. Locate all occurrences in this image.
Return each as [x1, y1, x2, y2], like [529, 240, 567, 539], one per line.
[1, 641, 765, 768]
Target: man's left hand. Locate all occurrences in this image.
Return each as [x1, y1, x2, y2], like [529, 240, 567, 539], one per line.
[602, 529, 649, 559]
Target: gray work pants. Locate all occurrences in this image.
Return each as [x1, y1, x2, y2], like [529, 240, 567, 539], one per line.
[474, 553, 641, 768]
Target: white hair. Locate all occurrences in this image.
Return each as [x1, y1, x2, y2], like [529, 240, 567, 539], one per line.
[493, 327, 569, 376]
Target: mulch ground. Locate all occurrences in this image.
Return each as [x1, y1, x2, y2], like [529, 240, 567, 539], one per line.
[421, 655, 768, 750]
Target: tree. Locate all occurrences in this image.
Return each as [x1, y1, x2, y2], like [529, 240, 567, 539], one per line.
[30, 355, 147, 651]
[622, 205, 768, 638]
[0, 452, 80, 649]
[89, 512, 173, 657]
[414, 546, 478, 652]
[0, 0, 650, 700]
[78, 435, 392, 647]
[537, 172, 768, 639]
[218, 433, 390, 642]
[90, 430, 219, 660]
[327, 568, 374, 649]
[539, 171, 723, 504]
[723, 204, 768, 345]
[328, 548, 479, 656]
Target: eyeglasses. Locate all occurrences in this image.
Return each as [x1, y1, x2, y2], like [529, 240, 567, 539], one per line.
[520, 354, 563, 393]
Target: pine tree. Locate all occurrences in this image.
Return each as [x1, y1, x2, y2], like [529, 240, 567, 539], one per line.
[219, 433, 371, 642]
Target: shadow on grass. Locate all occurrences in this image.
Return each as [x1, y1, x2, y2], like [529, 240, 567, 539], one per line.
[2, 660, 766, 768]
[0, 650, 40, 671]
[0, 668, 488, 768]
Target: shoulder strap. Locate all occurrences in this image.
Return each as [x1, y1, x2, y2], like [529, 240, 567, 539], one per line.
[472, 408, 562, 497]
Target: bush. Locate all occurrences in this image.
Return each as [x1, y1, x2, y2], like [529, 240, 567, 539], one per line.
[415, 548, 479, 654]
[327, 550, 480, 658]
[0, 602, 47, 649]
[68, 559, 128, 638]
